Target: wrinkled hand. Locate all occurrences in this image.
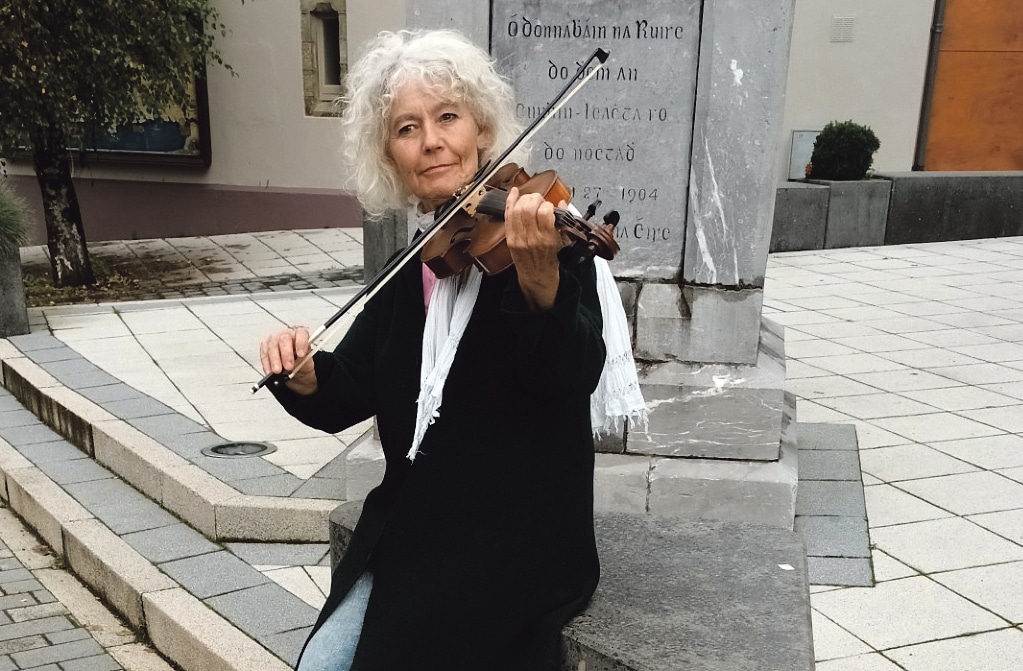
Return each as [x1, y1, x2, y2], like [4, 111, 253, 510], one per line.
[259, 327, 318, 395]
[504, 187, 565, 311]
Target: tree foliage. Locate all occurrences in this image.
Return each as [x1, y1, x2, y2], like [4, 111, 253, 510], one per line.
[0, 0, 232, 286]
[0, 0, 228, 151]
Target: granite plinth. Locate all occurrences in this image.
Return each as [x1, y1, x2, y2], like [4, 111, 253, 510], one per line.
[636, 283, 764, 365]
[328, 507, 813, 671]
[564, 513, 812, 671]
[632, 318, 786, 461]
[628, 385, 784, 460]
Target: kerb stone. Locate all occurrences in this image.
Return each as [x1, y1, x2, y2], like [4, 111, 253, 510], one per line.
[143, 588, 292, 671]
[62, 519, 176, 629]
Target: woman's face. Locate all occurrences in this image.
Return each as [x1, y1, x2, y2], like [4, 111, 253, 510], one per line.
[386, 82, 492, 212]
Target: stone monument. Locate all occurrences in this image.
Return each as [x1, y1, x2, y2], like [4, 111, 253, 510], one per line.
[362, 0, 798, 528]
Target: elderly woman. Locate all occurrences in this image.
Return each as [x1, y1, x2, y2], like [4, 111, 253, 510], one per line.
[260, 29, 643, 671]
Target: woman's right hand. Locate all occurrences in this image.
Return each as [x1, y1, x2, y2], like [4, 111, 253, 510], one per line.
[259, 327, 318, 395]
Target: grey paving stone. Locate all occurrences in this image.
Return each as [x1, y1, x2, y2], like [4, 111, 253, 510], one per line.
[77, 383, 143, 405]
[0, 594, 36, 610]
[89, 493, 179, 535]
[55, 371, 122, 390]
[795, 516, 870, 558]
[797, 422, 859, 450]
[0, 409, 39, 429]
[60, 654, 122, 671]
[10, 638, 104, 668]
[0, 424, 61, 447]
[310, 455, 344, 480]
[225, 542, 330, 568]
[16, 441, 89, 466]
[0, 393, 22, 413]
[799, 449, 863, 481]
[158, 551, 268, 599]
[261, 626, 312, 668]
[7, 603, 67, 623]
[205, 583, 317, 639]
[1, 580, 44, 595]
[100, 396, 175, 420]
[26, 347, 79, 364]
[36, 459, 113, 486]
[0, 615, 73, 642]
[230, 474, 303, 497]
[45, 628, 90, 644]
[293, 477, 344, 500]
[0, 569, 33, 586]
[795, 481, 866, 517]
[128, 414, 208, 440]
[158, 430, 224, 456]
[189, 454, 286, 482]
[6, 334, 63, 352]
[121, 524, 219, 564]
[32, 591, 56, 605]
[0, 635, 46, 656]
[64, 479, 142, 509]
[806, 556, 874, 587]
[38, 359, 103, 381]
[0, 653, 15, 671]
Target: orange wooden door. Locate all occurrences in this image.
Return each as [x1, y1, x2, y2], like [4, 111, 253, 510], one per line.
[924, 0, 1023, 170]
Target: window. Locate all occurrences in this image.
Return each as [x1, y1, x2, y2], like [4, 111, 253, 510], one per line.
[303, 1, 348, 116]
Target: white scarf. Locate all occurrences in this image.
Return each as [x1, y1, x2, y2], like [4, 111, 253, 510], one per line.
[407, 206, 647, 461]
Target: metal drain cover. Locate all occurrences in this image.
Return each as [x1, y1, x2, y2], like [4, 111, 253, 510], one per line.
[201, 441, 277, 458]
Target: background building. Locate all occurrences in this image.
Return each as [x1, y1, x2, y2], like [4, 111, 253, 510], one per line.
[6, 0, 1021, 243]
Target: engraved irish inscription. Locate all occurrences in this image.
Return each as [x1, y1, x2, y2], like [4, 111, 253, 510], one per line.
[492, 0, 702, 279]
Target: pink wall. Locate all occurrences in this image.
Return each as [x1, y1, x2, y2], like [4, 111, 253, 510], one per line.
[9, 175, 362, 244]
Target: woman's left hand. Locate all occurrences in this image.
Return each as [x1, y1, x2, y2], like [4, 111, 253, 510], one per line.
[504, 187, 564, 311]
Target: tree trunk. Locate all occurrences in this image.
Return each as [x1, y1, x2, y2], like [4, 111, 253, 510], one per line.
[30, 127, 95, 287]
[0, 244, 30, 337]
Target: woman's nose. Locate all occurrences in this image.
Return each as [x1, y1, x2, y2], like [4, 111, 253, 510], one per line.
[421, 122, 442, 151]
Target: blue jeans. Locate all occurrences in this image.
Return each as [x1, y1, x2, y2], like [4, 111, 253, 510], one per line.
[297, 572, 374, 671]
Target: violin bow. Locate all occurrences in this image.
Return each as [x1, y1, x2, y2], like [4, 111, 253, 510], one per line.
[252, 47, 610, 393]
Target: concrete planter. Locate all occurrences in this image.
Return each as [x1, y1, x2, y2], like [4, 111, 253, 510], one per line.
[880, 172, 1023, 245]
[769, 182, 829, 253]
[808, 178, 892, 249]
[0, 246, 30, 337]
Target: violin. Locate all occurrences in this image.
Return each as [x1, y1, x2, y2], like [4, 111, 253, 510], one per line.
[252, 47, 612, 393]
[421, 162, 620, 279]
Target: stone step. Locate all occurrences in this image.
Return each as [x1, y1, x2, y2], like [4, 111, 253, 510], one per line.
[0, 335, 371, 543]
[329, 504, 815, 670]
[0, 385, 315, 670]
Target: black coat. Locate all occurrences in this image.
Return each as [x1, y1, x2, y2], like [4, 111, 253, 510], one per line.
[273, 256, 604, 670]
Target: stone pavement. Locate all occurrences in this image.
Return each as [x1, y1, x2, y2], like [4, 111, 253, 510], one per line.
[2, 229, 1023, 670]
[0, 502, 172, 671]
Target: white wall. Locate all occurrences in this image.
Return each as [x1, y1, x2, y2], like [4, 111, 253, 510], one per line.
[777, 0, 935, 182]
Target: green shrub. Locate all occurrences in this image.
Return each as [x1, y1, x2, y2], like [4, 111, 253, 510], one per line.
[808, 120, 881, 181]
[0, 179, 29, 257]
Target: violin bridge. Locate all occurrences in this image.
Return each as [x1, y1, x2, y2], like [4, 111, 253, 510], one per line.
[458, 184, 489, 216]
